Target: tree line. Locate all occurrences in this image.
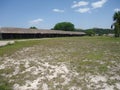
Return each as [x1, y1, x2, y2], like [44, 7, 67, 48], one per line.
[76, 28, 114, 36]
[29, 11, 120, 37]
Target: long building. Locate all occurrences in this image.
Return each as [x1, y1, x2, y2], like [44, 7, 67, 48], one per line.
[0, 27, 86, 39]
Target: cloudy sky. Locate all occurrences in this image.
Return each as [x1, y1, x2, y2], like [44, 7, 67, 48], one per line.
[0, 0, 120, 29]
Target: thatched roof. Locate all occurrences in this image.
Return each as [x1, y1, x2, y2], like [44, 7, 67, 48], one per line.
[0, 27, 85, 35]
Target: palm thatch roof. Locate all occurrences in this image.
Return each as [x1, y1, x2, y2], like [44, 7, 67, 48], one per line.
[0, 27, 85, 35]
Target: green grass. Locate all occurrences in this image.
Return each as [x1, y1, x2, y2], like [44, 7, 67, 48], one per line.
[0, 75, 12, 90]
[0, 40, 42, 56]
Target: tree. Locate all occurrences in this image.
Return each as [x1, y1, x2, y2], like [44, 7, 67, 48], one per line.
[30, 26, 37, 29]
[113, 11, 120, 24]
[53, 22, 75, 31]
[111, 11, 120, 37]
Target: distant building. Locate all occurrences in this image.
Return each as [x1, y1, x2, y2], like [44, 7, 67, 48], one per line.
[0, 27, 86, 39]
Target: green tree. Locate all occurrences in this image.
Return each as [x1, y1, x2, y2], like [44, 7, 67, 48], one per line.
[111, 11, 120, 37]
[53, 22, 75, 31]
[30, 26, 37, 29]
[113, 11, 120, 24]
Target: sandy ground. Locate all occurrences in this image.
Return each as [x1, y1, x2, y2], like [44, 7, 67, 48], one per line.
[0, 41, 15, 47]
[0, 40, 120, 90]
[0, 38, 50, 47]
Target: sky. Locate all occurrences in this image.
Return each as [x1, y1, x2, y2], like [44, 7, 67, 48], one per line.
[0, 0, 120, 29]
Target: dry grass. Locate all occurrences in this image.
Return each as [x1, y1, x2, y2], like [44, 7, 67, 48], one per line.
[0, 36, 120, 90]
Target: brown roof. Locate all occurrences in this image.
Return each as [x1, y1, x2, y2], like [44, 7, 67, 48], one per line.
[0, 27, 85, 35]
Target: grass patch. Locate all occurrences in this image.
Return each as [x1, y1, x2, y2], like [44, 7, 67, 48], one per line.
[85, 52, 103, 60]
[0, 40, 42, 56]
[0, 75, 12, 90]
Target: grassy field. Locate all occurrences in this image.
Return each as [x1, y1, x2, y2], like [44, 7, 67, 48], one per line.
[0, 36, 120, 90]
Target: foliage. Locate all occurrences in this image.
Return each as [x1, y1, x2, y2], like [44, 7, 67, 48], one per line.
[30, 26, 37, 29]
[92, 28, 113, 35]
[76, 28, 114, 36]
[85, 29, 95, 36]
[53, 22, 75, 31]
[113, 11, 120, 24]
[111, 11, 120, 37]
[114, 22, 120, 37]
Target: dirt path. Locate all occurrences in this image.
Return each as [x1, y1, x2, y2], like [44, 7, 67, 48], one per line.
[0, 41, 15, 47]
[0, 38, 50, 47]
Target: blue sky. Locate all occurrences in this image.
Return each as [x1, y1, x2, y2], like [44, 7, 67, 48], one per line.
[0, 0, 120, 29]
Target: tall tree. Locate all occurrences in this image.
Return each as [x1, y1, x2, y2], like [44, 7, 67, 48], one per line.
[113, 11, 120, 24]
[111, 11, 120, 37]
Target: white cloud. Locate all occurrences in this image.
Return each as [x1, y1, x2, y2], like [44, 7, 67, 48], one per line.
[75, 8, 90, 13]
[71, 1, 89, 8]
[53, 9, 64, 13]
[29, 18, 43, 25]
[72, 0, 108, 14]
[91, 0, 107, 9]
[114, 8, 120, 12]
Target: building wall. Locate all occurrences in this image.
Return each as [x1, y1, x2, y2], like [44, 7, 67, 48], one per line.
[0, 33, 2, 39]
[1, 33, 85, 39]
